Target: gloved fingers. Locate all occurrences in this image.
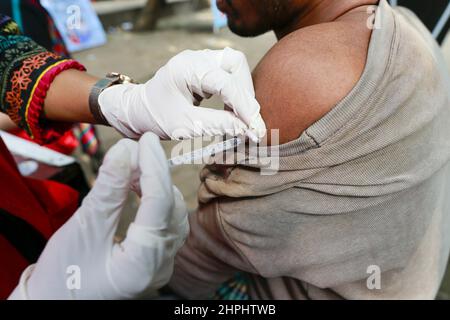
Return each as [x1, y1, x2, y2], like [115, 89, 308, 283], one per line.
[125, 186, 187, 253]
[108, 231, 174, 298]
[109, 187, 188, 297]
[171, 187, 188, 227]
[170, 107, 247, 139]
[82, 139, 139, 220]
[112, 186, 187, 297]
[133, 132, 174, 230]
[201, 68, 266, 142]
[219, 47, 255, 93]
[170, 186, 189, 248]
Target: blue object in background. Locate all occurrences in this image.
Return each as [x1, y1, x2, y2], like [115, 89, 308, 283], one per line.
[11, 0, 24, 32]
[210, 0, 227, 32]
[40, 0, 106, 52]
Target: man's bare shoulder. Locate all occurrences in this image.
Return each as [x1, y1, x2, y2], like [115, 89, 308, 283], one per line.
[253, 20, 371, 144]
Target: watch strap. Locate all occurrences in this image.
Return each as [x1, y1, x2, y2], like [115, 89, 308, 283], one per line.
[89, 77, 116, 126]
[89, 73, 137, 126]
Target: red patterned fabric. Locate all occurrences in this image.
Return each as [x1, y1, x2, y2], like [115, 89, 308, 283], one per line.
[12, 128, 79, 155]
[0, 14, 86, 145]
[0, 138, 79, 299]
[26, 59, 85, 144]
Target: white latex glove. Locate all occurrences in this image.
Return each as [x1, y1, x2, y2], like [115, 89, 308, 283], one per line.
[9, 133, 188, 300]
[99, 47, 266, 142]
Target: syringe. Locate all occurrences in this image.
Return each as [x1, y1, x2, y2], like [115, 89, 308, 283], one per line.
[168, 136, 243, 168]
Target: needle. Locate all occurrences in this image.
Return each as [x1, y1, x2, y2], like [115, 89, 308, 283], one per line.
[168, 136, 243, 168]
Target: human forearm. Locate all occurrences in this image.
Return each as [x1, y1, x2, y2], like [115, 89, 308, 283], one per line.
[43, 69, 99, 124]
[0, 14, 88, 143]
[0, 113, 17, 131]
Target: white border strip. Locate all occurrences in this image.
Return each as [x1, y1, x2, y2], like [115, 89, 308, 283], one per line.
[433, 2, 450, 39]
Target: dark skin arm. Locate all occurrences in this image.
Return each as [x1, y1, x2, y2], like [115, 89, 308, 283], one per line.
[253, 7, 374, 145]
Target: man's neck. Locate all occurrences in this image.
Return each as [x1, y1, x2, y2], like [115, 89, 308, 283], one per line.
[274, 0, 380, 40]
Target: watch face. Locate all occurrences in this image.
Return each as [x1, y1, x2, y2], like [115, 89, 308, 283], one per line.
[120, 75, 134, 84]
[105, 72, 121, 82]
[105, 72, 136, 84]
[107, 72, 120, 77]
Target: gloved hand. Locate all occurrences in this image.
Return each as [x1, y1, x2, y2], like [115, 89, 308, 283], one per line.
[9, 133, 189, 300]
[99, 47, 266, 142]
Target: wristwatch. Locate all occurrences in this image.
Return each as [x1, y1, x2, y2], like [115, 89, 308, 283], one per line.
[89, 72, 137, 126]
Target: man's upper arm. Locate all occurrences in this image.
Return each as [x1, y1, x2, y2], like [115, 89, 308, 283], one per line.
[253, 24, 370, 144]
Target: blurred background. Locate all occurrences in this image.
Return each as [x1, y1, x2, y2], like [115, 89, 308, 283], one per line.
[1, 0, 450, 299]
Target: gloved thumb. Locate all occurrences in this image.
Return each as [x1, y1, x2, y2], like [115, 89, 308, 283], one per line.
[83, 139, 139, 219]
[201, 68, 266, 141]
[132, 132, 174, 230]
